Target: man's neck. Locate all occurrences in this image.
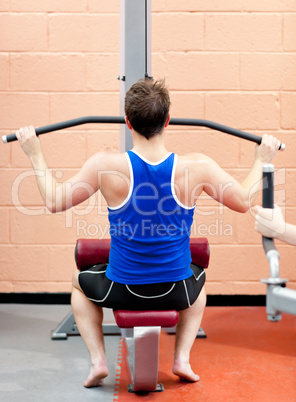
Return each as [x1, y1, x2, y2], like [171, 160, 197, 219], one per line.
[131, 130, 169, 162]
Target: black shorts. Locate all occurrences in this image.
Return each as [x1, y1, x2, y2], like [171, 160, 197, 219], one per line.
[78, 264, 205, 311]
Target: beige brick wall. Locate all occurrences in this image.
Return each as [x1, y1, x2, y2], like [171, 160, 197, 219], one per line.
[0, 0, 295, 294]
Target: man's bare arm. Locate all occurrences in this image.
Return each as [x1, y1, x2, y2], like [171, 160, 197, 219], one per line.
[16, 126, 101, 213]
[198, 134, 280, 213]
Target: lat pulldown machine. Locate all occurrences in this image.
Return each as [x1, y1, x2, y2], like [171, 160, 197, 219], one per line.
[3, 1, 293, 342]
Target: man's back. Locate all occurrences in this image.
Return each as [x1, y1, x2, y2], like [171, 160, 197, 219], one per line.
[96, 150, 205, 210]
[105, 150, 195, 284]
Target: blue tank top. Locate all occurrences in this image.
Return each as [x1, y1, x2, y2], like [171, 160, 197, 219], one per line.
[106, 150, 195, 284]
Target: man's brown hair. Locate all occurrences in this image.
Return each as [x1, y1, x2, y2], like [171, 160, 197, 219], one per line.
[124, 78, 171, 140]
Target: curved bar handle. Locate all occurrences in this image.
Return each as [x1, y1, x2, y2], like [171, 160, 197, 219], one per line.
[2, 116, 286, 150]
[169, 118, 286, 150]
[2, 116, 125, 143]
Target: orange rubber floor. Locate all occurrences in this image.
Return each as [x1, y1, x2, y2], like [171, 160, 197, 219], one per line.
[114, 307, 296, 402]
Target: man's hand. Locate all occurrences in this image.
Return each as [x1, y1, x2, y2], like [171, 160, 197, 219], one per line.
[16, 126, 42, 158]
[254, 133, 281, 164]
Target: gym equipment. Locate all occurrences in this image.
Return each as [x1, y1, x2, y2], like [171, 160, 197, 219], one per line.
[74, 237, 209, 392]
[260, 164, 296, 321]
[51, 238, 209, 340]
[114, 310, 178, 392]
[3, 0, 291, 338]
[1, 116, 286, 151]
[119, 0, 152, 151]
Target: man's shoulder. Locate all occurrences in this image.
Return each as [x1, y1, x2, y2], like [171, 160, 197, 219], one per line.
[88, 151, 128, 171]
[177, 152, 211, 165]
[175, 153, 217, 180]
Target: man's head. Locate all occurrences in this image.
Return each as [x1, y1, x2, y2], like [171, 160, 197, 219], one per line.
[124, 78, 171, 140]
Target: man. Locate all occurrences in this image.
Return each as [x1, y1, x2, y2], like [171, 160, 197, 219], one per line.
[16, 79, 280, 387]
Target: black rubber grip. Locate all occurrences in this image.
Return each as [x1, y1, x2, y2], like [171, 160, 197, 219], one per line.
[262, 236, 277, 255]
[262, 167, 277, 254]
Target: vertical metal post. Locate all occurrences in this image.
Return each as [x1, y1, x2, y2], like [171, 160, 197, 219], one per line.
[119, 0, 152, 152]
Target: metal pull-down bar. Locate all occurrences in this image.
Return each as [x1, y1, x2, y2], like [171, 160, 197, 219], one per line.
[1, 116, 286, 150]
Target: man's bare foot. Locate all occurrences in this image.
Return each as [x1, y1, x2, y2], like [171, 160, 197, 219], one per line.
[172, 359, 200, 382]
[83, 361, 109, 388]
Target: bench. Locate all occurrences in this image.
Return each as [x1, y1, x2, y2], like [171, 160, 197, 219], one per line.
[75, 237, 210, 392]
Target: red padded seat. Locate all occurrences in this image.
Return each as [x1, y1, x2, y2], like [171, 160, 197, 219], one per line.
[113, 310, 179, 328]
[190, 238, 209, 268]
[75, 239, 111, 270]
[74, 238, 210, 333]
